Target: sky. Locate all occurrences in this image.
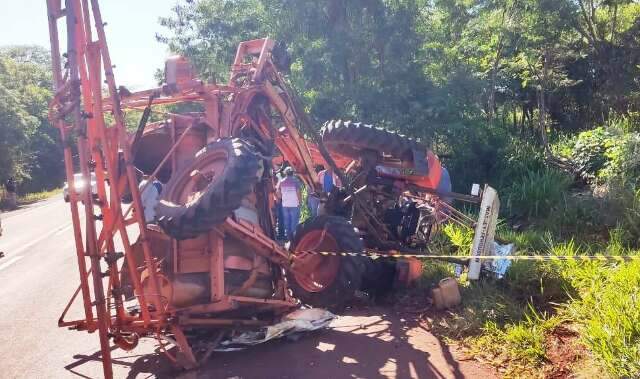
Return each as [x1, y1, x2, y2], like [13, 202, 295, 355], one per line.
[0, 0, 179, 89]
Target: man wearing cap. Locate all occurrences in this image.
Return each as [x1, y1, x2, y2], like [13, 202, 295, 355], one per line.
[276, 166, 302, 241]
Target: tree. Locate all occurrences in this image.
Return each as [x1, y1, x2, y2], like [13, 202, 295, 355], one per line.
[0, 46, 64, 193]
[158, 0, 450, 140]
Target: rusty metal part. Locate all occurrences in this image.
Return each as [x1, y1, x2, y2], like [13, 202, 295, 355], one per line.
[45, 2, 470, 377]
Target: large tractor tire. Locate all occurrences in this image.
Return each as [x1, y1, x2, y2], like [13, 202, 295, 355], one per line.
[288, 216, 367, 311]
[321, 119, 425, 161]
[155, 138, 261, 240]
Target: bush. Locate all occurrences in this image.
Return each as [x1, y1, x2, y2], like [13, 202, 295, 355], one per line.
[562, 116, 640, 188]
[504, 169, 572, 219]
[600, 131, 640, 188]
[571, 127, 614, 179]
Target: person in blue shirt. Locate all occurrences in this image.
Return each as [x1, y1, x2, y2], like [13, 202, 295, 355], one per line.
[318, 167, 341, 194]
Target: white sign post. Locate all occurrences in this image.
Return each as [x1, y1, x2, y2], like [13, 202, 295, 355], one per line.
[467, 185, 500, 280]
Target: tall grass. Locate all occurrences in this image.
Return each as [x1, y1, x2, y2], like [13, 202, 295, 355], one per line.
[423, 117, 640, 376]
[505, 169, 572, 219]
[561, 256, 640, 377]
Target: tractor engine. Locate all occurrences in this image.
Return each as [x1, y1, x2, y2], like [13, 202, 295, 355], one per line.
[320, 120, 447, 251]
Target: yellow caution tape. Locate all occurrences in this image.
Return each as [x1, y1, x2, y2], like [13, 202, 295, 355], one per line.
[302, 251, 640, 262]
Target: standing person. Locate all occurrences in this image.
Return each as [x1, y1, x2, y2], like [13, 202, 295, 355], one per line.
[4, 177, 16, 210]
[318, 167, 341, 194]
[273, 165, 286, 240]
[276, 166, 302, 242]
[307, 165, 324, 218]
[138, 175, 162, 224]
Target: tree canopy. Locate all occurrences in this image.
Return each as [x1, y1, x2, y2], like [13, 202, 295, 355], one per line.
[159, 0, 640, 130]
[157, 0, 640, 189]
[0, 45, 63, 193]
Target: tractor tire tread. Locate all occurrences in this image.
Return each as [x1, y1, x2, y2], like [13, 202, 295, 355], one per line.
[288, 215, 368, 312]
[155, 138, 261, 240]
[321, 119, 425, 160]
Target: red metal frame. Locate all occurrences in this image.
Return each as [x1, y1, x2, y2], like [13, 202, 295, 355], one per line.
[45, 2, 331, 377]
[46, 3, 452, 378]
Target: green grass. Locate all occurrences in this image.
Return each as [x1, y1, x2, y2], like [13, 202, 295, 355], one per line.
[418, 119, 640, 376]
[424, 216, 640, 377]
[466, 310, 563, 377]
[0, 188, 61, 209]
[18, 188, 62, 204]
[505, 168, 572, 219]
[561, 256, 640, 377]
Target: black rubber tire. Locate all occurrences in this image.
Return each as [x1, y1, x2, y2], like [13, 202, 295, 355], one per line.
[321, 119, 425, 160]
[288, 216, 367, 312]
[360, 257, 397, 300]
[155, 138, 261, 240]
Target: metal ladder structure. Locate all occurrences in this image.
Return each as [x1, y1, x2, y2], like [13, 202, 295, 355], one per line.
[46, 1, 175, 377]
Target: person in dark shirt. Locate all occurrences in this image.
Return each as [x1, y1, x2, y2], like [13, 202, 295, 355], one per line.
[4, 177, 17, 209]
[307, 165, 324, 218]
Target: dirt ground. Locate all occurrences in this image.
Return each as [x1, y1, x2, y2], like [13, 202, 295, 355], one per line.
[158, 306, 496, 379]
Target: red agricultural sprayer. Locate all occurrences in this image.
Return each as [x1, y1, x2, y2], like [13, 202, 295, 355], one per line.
[46, 1, 499, 377]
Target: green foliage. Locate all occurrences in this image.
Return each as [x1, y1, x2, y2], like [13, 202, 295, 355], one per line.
[497, 226, 548, 252]
[159, 0, 446, 139]
[571, 127, 615, 179]
[417, 261, 454, 289]
[504, 259, 568, 305]
[504, 169, 572, 219]
[468, 310, 562, 376]
[563, 117, 640, 187]
[431, 279, 526, 339]
[606, 188, 640, 247]
[494, 140, 546, 185]
[562, 257, 640, 377]
[441, 222, 474, 253]
[0, 46, 63, 193]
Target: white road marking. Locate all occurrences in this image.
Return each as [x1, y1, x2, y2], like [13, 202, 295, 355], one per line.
[0, 255, 23, 272]
[54, 224, 73, 236]
[2, 222, 72, 257]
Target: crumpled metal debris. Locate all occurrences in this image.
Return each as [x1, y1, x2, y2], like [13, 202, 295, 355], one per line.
[215, 308, 336, 352]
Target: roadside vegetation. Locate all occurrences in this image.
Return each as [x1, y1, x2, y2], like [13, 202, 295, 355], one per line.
[0, 46, 64, 195]
[422, 115, 640, 377]
[0, 188, 62, 209]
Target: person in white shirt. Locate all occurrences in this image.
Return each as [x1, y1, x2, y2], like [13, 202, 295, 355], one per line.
[138, 176, 162, 224]
[276, 167, 302, 241]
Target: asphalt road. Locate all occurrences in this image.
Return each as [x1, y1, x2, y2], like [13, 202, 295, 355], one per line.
[0, 196, 494, 379]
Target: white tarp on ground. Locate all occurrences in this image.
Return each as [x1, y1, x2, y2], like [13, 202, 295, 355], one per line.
[488, 242, 516, 279]
[215, 308, 336, 351]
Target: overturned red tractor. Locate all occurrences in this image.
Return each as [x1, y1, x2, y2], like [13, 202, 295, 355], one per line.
[46, 1, 476, 378]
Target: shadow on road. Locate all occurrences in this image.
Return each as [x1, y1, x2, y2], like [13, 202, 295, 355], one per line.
[63, 307, 490, 379]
